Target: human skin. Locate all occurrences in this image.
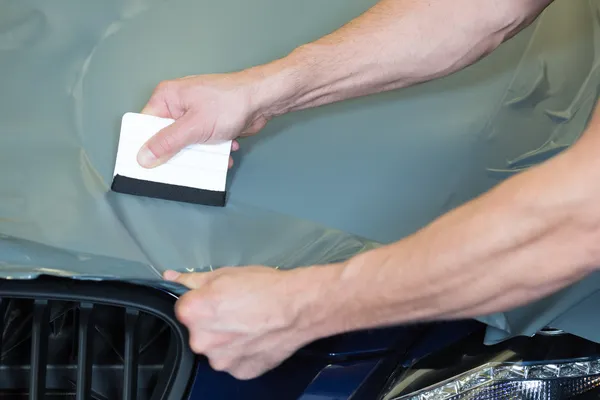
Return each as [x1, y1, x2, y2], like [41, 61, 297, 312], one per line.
[135, 0, 600, 381]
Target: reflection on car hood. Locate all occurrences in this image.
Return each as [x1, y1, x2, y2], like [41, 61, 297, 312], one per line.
[2, 0, 600, 346]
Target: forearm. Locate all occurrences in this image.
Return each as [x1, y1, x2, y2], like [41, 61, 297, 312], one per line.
[293, 124, 600, 338]
[253, 0, 551, 116]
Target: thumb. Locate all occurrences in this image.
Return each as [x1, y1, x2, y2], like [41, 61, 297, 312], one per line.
[163, 270, 210, 290]
[137, 113, 208, 168]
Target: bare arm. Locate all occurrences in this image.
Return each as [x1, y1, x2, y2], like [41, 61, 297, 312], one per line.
[255, 0, 553, 116]
[165, 110, 600, 380]
[294, 113, 600, 338]
[158, 0, 598, 381]
[138, 0, 553, 166]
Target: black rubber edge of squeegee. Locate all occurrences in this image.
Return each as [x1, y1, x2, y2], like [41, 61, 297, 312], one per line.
[111, 174, 226, 207]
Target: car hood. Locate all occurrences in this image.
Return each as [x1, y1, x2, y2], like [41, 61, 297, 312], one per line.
[2, 0, 600, 345]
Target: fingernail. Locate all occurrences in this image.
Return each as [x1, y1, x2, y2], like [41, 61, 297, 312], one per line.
[137, 146, 159, 168]
[164, 270, 181, 281]
[140, 104, 154, 115]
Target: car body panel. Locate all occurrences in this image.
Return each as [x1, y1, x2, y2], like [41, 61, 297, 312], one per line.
[2, 0, 600, 366]
[187, 320, 481, 400]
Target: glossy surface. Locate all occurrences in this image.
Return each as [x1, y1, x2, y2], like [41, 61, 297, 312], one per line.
[186, 321, 480, 400]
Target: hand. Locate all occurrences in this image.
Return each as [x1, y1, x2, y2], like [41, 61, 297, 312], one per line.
[137, 71, 271, 168]
[163, 266, 320, 380]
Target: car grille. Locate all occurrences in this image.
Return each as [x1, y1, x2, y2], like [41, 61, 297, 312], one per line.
[0, 277, 197, 399]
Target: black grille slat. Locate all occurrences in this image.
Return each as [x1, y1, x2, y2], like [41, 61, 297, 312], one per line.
[0, 298, 7, 361]
[76, 303, 95, 400]
[123, 309, 139, 400]
[0, 278, 197, 399]
[30, 299, 50, 400]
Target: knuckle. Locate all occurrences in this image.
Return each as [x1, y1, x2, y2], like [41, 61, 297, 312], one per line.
[150, 130, 178, 155]
[174, 295, 194, 324]
[155, 80, 174, 93]
[229, 369, 246, 380]
[188, 336, 207, 354]
[209, 356, 234, 372]
[230, 365, 258, 381]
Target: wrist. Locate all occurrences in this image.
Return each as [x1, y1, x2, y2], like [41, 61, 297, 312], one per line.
[283, 261, 351, 343]
[284, 250, 390, 343]
[246, 45, 323, 119]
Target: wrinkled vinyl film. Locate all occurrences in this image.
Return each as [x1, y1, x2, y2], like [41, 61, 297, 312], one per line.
[2, 0, 600, 346]
[0, 0, 382, 285]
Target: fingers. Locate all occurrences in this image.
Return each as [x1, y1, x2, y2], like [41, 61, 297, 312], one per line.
[163, 270, 181, 281]
[141, 81, 177, 119]
[202, 347, 270, 380]
[163, 270, 209, 289]
[208, 354, 280, 380]
[229, 359, 272, 380]
[228, 140, 239, 169]
[138, 77, 247, 168]
[137, 113, 201, 168]
[141, 100, 170, 119]
[137, 117, 241, 169]
[241, 115, 268, 136]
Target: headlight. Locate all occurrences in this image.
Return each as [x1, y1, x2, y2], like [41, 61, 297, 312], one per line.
[379, 325, 600, 400]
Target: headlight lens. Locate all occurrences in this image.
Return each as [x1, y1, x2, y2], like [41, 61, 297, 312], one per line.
[379, 325, 600, 400]
[393, 358, 600, 399]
